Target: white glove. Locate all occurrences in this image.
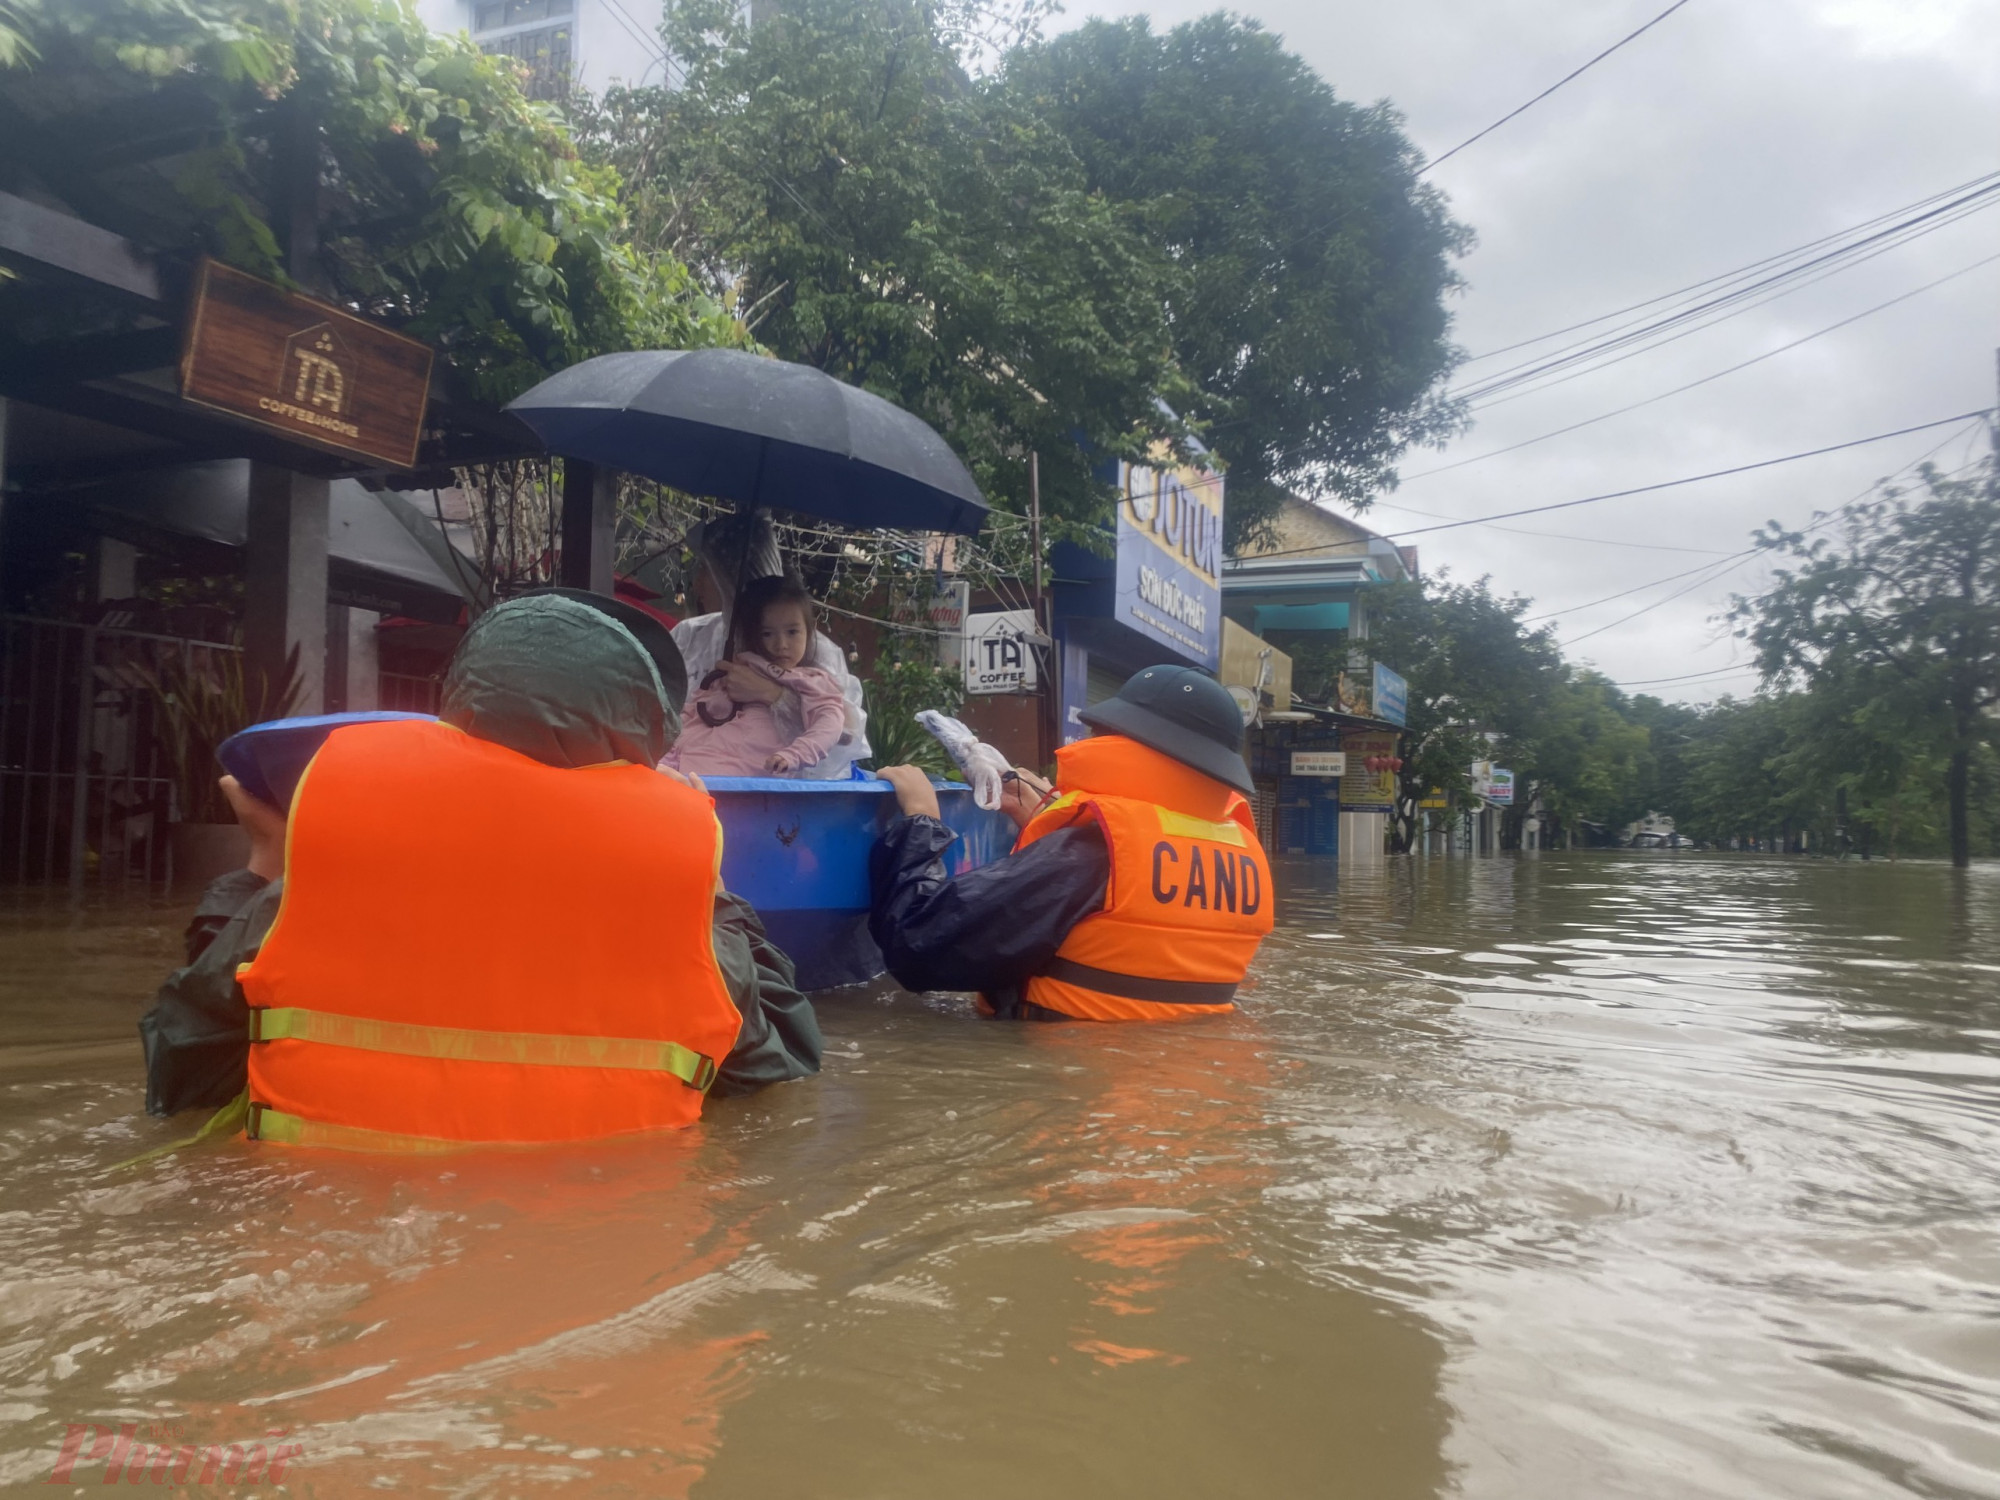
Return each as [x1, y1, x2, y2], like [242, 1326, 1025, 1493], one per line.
[915, 710, 1012, 811]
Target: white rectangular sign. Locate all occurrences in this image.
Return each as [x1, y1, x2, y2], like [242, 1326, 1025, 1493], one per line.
[927, 579, 970, 670]
[1291, 751, 1346, 777]
[961, 609, 1040, 693]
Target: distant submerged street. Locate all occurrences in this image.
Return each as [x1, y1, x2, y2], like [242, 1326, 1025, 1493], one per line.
[3, 853, 1997, 1498]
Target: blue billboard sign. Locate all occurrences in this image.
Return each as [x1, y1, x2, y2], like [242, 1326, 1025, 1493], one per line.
[1371, 661, 1408, 726]
[1113, 456, 1223, 671]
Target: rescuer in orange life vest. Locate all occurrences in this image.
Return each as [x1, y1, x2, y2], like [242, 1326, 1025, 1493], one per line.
[139, 591, 823, 1148]
[870, 666, 1274, 1021]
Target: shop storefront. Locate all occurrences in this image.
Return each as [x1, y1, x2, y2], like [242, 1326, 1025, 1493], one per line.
[1051, 447, 1225, 739]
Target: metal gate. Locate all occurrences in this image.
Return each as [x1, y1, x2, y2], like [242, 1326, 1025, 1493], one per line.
[0, 614, 237, 890]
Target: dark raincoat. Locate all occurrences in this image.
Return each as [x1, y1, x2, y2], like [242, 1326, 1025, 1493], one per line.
[141, 594, 823, 1117]
[868, 813, 1110, 1019]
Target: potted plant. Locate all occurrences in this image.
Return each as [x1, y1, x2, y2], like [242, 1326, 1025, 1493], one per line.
[135, 645, 300, 887]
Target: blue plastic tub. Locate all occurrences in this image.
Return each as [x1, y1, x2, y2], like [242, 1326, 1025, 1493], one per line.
[216, 711, 434, 811]
[699, 773, 1015, 988]
[215, 715, 1016, 989]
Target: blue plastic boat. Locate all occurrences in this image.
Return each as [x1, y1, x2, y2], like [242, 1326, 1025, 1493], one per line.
[218, 714, 1015, 990]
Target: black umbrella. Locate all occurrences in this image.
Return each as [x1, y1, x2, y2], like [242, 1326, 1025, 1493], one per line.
[505, 349, 989, 536]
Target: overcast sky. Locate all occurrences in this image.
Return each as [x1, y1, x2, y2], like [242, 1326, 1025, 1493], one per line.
[1056, 0, 2000, 702]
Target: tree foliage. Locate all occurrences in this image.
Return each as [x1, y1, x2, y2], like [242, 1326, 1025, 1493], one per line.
[1293, 575, 1648, 851]
[1735, 462, 2000, 865]
[998, 14, 1470, 546]
[579, 0, 1190, 532]
[2, 0, 738, 402]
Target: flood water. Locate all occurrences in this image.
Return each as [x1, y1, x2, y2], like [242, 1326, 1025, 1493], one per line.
[4, 853, 2000, 1497]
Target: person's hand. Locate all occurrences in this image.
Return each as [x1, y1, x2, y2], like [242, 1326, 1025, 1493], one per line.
[999, 766, 1053, 831]
[720, 658, 785, 706]
[764, 750, 799, 774]
[657, 765, 709, 797]
[877, 764, 942, 821]
[219, 775, 287, 882]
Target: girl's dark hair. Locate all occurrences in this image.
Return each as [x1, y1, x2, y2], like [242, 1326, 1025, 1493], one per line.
[728, 574, 820, 660]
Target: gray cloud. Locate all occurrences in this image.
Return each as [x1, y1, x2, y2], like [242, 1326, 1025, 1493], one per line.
[1059, 0, 1999, 699]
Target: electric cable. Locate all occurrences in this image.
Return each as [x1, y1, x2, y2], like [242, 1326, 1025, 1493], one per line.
[1452, 180, 2000, 406]
[1407, 249, 2000, 480]
[597, 0, 669, 68]
[1522, 547, 1761, 623]
[1420, 0, 1697, 173]
[1358, 495, 1737, 553]
[1459, 168, 2000, 365]
[1548, 419, 1984, 647]
[1384, 409, 1994, 541]
[1561, 551, 1760, 646]
[1614, 662, 1761, 686]
[1233, 409, 1992, 561]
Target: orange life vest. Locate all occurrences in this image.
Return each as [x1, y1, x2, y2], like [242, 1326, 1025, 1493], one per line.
[239, 718, 740, 1150]
[1011, 735, 1274, 1022]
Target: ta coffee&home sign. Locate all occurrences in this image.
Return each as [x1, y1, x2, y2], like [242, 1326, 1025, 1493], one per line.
[961, 609, 1041, 693]
[179, 259, 434, 468]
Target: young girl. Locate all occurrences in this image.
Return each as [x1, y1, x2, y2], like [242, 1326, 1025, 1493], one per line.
[667, 576, 849, 777]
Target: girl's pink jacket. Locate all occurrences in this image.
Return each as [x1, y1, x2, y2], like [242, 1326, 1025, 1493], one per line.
[665, 653, 849, 777]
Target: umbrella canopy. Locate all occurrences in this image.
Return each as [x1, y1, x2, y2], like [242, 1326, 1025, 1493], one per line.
[505, 349, 989, 536]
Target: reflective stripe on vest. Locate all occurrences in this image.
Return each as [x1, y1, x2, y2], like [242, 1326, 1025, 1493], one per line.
[247, 1104, 464, 1154]
[248, 1008, 720, 1092]
[1010, 735, 1273, 1023]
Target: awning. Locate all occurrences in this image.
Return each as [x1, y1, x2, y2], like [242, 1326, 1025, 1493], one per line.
[52, 459, 475, 622]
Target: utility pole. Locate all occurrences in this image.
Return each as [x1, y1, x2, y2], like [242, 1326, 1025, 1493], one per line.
[1028, 451, 1055, 771]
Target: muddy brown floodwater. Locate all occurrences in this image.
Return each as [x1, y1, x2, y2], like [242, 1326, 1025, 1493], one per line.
[3, 854, 1999, 1497]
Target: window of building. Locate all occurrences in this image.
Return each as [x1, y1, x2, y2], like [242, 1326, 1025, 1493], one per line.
[472, 0, 571, 33]
[479, 22, 573, 101]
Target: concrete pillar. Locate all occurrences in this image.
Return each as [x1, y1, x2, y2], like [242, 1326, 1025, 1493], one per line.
[560, 459, 615, 594]
[323, 604, 380, 713]
[245, 462, 328, 716]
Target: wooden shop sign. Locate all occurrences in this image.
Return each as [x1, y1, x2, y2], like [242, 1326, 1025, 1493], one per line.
[179, 259, 434, 468]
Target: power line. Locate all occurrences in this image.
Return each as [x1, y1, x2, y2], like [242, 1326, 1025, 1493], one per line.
[1372, 504, 1736, 553]
[1615, 663, 1761, 687]
[1385, 410, 1994, 540]
[1235, 1, 1699, 279]
[1458, 169, 2000, 366]
[1236, 409, 1993, 562]
[1406, 248, 2000, 480]
[1450, 179, 2000, 407]
[1561, 552, 1762, 646]
[598, 0, 668, 67]
[1420, 0, 1697, 173]
[1521, 547, 1760, 622]
[1549, 419, 1983, 647]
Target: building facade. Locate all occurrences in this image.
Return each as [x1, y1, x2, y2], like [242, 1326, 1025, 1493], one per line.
[413, 0, 679, 100]
[1223, 496, 1415, 860]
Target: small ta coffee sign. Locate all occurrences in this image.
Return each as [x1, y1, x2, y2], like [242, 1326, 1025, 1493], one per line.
[179, 259, 434, 468]
[961, 610, 1040, 694]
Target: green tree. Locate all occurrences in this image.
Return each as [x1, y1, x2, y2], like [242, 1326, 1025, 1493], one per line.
[1738, 461, 2000, 867]
[1627, 693, 1703, 827]
[580, 0, 1190, 530]
[999, 13, 1471, 546]
[1525, 672, 1653, 840]
[2, 0, 736, 403]
[1674, 696, 1801, 849]
[1352, 574, 1562, 852]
